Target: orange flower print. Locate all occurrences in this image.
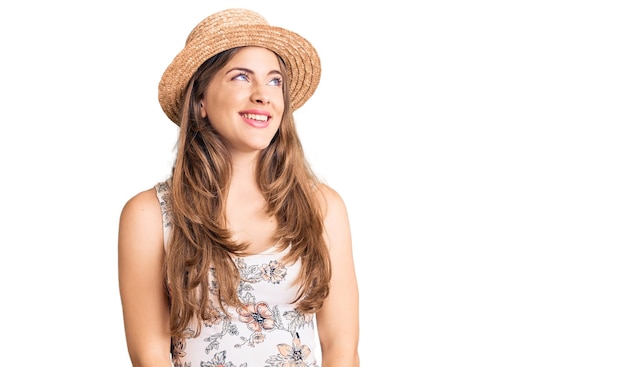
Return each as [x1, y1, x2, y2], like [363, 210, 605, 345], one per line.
[266, 333, 313, 367]
[260, 260, 287, 284]
[237, 301, 276, 332]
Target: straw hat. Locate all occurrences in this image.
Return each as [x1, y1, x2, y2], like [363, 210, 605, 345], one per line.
[158, 8, 322, 125]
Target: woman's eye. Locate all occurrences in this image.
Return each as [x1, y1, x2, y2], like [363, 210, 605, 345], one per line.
[233, 73, 249, 81]
[268, 77, 283, 86]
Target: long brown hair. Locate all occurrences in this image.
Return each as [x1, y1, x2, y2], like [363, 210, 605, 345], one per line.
[164, 48, 331, 338]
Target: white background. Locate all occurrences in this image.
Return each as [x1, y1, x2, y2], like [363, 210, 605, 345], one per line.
[1, 0, 625, 365]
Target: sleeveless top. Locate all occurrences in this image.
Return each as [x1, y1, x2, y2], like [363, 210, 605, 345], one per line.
[155, 180, 319, 367]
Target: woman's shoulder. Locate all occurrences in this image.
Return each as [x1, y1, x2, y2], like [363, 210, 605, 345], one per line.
[122, 179, 171, 214]
[314, 182, 339, 199]
[119, 185, 163, 231]
[123, 186, 160, 211]
[118, 185, 165, 253]
[313, 182, 348, 218]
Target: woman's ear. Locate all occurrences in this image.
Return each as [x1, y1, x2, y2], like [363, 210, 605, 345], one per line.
[200, 101, 206, 118]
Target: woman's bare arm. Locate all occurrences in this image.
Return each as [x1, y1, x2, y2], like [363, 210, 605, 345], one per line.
[118, 188, 172, 367]
[315, 184, 360, 367]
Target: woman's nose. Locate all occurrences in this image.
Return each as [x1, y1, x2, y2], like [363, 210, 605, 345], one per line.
[251, 87, 270, 105]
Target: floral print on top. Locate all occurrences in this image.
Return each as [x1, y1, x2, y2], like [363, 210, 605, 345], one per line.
[155, 180, 318, 367]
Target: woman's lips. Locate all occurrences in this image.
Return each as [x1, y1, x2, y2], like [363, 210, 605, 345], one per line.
[240, 111, 271, 128]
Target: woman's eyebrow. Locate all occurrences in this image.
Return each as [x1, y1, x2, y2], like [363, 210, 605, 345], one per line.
[226, 67, 282, 76]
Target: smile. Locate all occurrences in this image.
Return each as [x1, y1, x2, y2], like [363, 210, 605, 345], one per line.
[241, 113, 269, 122]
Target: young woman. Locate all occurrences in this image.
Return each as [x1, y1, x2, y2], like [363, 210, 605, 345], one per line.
[118, 8, 359, 367]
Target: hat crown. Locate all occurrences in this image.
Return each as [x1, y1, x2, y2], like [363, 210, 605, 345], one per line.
[186, 9, 269, 45]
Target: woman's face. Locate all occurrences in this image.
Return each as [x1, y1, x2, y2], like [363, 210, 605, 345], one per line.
[201, 46, 285, 155]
